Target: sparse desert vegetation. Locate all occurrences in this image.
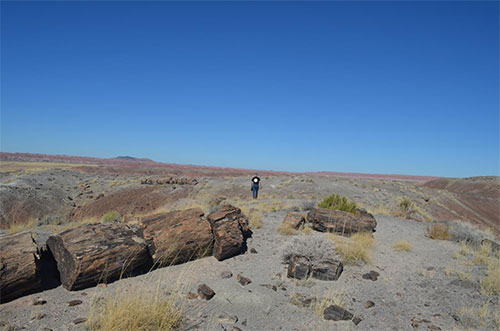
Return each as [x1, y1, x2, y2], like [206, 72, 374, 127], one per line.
[329, 232, 374, 265]
[317, 193, 358, 214]
[393, 240, 411, 252]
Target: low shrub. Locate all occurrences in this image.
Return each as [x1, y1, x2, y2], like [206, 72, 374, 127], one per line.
[282, 236, 339, 265]
[398, 198, 415, 219]
[318, 194, 357, 214]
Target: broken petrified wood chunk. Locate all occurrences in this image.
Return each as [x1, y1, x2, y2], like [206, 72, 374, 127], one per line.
[47, 221, 153, 291]
[281, 212, 306, 230]
[140, 208, 213, 267]
[207, 205, 251, 261]
[0, 231, 41, 303]
[307, 208, 376, 236]
[198, 284, 215, 300]
[237, 274, 252, 286]
[323, 305, 354, 321]
[311, 260, 343, 281]
[287, 256, 311, 280]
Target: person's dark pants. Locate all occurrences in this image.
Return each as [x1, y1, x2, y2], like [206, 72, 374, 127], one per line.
[252, 187, 259, 199]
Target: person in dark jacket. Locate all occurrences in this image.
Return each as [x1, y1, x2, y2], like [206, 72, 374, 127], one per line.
[251, 175, 261, 199]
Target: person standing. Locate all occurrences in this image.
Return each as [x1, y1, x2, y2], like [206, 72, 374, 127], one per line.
[251, 175, 261, 199]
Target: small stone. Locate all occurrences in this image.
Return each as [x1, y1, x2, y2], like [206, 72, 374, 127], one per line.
[433, 314, 441, 318]
[362, 270, 379, 281]
[217, 314, 238, 324]
[396, 292, 404, 297]
[97, 283, 107, 288]
[428, 325, 442, 330]
[260, 284, 277, 291]
[221, 271, 233, 279]
[364, 300, 375, 309]
[73, 317, 87, 325]
[33, 298, 47, 306]
[352, 316, 363, 325]
[250, 248, 257, 254]
[422, 319, 431, 323]
[241, 319, 247, 326]
[426, 267, 435, 271]
[323, 305, 353, 321]
[411, 317, 421, 328]
[31, 313, 46, 320]
[81, 292, 87, 296]
[272, 273, 282, 280]
[198, 284, 215, 300]
[424, 302, 430, 307]
[232, 327, 242, 331]
[68, 299, 83, 307]
[187, 292, 198, 299]
[237, 274, 252, 286]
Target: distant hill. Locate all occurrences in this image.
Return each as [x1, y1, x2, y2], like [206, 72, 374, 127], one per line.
[114, 156, 154, 162]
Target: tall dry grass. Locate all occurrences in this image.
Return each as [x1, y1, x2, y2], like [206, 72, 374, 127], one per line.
[329, 232, 374, 265]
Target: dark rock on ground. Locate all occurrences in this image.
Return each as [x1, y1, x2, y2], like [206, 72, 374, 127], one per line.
[237, 273, 252, 286]
[260, 284, 277, 291]
[198, 284, 215, 300]
[187, 292, 198, 299]
[68, 299, 82, 307]
[449, 279, 479, 290]
[323, 305, 354, 321]
[73, 317, 86, 325]
[352, 316, 363, 325]
[221, 271, 233, 279]
[250, 248, 258, 254]
[362, 270, 380, 281]
[365, 300, 375, 309]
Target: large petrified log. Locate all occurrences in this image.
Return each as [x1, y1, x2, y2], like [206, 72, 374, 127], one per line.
[47, 221, 153, 291]
[140, 208, 214, 267]
[207, 205, 251, 261]
[281, 212, 306, 230]
[307, 208, 376, 236]
[0, 231, 40, 303]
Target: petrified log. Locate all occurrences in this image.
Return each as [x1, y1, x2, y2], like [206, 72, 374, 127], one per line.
[140, 208, 213, 267]
[287, 256, 311, 280]
[307, 208, 376, 236]
[311, 260, 343, 281]
[47, 221, 153, 291]
[0, 231, 40, 303]
[207, 205, 251, 261]
[323, 304, 354, 321]
[282, 212, 306, 230]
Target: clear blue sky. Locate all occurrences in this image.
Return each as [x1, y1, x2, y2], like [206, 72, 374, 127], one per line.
[1, 1, 498, 177]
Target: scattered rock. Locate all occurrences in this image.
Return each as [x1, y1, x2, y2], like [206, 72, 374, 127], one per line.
[323, 305, 354, 321]
[364, 300, 375, 309]
[287, 256, 311, 280]
[241, 319, 247, 326]
[33, 298, 47, 306]
[260, 284, 277, 291]
[221, 271, 233, 279]
[362, 270, 379, 281]
[411, 317, 421, 328]
[232, 327, 242, 331]
[68, 299, 83, 306]
[281, 212, 306, 229]
[352, 316, 363, 325]
[198, 284, 215, 300]
[73, 317, 87, 325]
[428, 325, 442, 330]
[217, 314, 238, 324]
[237, 273, 252, 286]
[250, 248, 258, 254]
[187, 292, 198, 299]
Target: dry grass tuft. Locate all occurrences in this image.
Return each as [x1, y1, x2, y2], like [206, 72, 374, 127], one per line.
[88, 291, 182, 331]
[8, 218, 38, 234]
[276, 224, 297, 236]
[314, 288, 349, 317]
[480, 256, 500, 296]
[329, 232, 374, 265]
[456, 306, 479, 329]
[247, 210, 263, 229]
[426, 223, 450, 240]
[393, 240, 411, 252]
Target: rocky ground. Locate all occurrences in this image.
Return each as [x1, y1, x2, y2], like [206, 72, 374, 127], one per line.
[0, 157, 499, 330]
[1, 211, 499, 330]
